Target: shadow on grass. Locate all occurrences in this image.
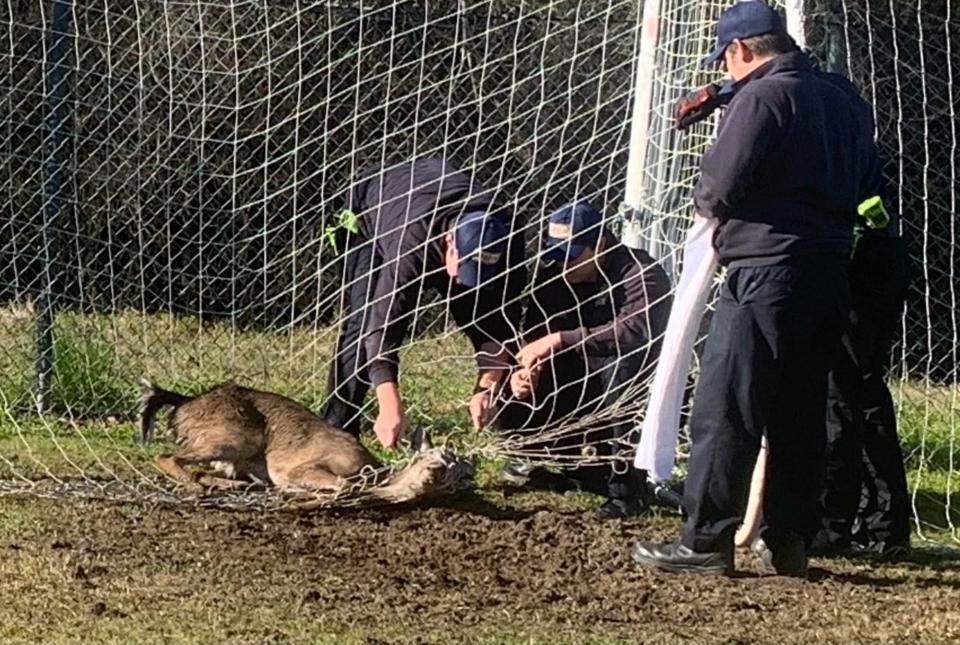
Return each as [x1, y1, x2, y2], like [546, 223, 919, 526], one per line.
[431, 489, 542, 520]
[806, 566, 960, 589]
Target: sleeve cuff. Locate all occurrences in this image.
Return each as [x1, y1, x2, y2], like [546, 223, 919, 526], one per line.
[475, 340, 507, 370]
[559, 328, 585, 349]
[368, 360, 399, 387]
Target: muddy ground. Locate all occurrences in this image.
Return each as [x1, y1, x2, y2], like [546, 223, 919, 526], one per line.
[1, 490, 959, 644]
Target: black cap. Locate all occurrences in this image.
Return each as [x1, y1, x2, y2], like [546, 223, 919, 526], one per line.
[702, 1, 784, 67]
[541, 202, 604, 264]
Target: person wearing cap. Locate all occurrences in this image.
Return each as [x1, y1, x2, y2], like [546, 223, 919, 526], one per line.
[323, 158, 526, 449]
[493, 202, 671, 519]
[632, 0, 882, 575]
[814, 193, 912, 559]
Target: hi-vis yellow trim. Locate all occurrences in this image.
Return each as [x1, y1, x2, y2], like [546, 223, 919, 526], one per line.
[857, 195, 890, 230]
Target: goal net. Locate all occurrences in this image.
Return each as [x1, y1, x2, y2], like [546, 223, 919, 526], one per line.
[0, 0, 956, 534]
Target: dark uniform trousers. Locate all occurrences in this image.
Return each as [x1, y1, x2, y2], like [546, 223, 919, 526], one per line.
[324, 232, 379, 437]
[495, 346, 652, 500]
[681, 256, 850, 552]
[820, 235, 911, 548]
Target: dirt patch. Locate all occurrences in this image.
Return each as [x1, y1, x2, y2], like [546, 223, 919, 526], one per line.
[1, 492, 959, 644]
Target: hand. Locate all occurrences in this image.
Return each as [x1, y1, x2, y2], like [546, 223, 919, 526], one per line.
[468, 390, 493, 431]
[510, 369, 532, 400]
[516, 333, 563, 371]
[675, 83, 720, 130]
[373, 407, 408, 449]
[510, 366, 541, 400]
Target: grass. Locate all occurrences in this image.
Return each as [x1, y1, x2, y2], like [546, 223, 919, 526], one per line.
[0, 303, 958, 541]
[1, 305, 959, 644]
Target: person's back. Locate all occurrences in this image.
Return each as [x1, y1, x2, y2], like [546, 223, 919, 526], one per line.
[633, 1, 882, 577]
[325, 157, 526, 445]
[696, 51, 881, 265]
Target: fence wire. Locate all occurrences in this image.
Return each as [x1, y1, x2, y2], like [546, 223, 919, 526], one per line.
[0, 0, 956, 534]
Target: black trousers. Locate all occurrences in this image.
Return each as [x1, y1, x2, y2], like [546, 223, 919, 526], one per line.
[494, 347, 651, 500]
[820, 236, 911, 547]
[681, 257, 849, 552]
[323, 234, 379, 437]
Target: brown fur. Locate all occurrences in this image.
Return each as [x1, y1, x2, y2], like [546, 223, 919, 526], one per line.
[139, 380, 455, 502]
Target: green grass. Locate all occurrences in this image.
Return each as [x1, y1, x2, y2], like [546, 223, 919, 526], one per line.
[0, 304, 958, 540]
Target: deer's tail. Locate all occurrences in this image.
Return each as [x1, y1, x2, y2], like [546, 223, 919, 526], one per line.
[137, 378, 192, 446]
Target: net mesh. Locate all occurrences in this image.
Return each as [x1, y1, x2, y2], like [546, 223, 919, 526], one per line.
[827, 0, 959, 540]
[0, 0, 957, 535]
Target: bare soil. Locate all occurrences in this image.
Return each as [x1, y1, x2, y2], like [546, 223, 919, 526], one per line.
[1, 491, 959, 644]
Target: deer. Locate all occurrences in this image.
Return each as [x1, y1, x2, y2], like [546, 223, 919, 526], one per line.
[138, 380, 468, 504]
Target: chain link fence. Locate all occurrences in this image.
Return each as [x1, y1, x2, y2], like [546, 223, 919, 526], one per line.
[1, 0, 640, 417]
[1, 0, 957, 530]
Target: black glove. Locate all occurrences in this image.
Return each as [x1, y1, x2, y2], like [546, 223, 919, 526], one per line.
[674, 80, 736, 131]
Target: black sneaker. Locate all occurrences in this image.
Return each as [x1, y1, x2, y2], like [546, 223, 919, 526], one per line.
[849, 539, 911, 561]
[751, 536, 808, 577]
[808, 528, 852, 557]
[595, 497, 646, 520]
[499, 460, 576, 492]
[632, 540, 734, 576]
[648, 480, 684, 512]
[499, 460, 535, 487]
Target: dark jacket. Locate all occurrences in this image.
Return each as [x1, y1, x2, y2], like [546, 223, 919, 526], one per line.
[526, 237, 672, 361]
[694, 51, 882, 266]
[344, 158, 526, 387]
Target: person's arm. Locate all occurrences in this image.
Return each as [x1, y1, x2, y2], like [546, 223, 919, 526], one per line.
[456, 234, 527, 429]
[362, 220, 431, 447]
[559, 260, 672, 358]
[458, 294, 522, 429]
[693, 92, 781, 221]
[373, 382, 407, 449]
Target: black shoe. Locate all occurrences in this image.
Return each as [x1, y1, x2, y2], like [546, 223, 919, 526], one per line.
[499, 460, 575, 492]
[595, 497, 646, 520]
[750, 536, 808, 577]
[499, 460, 535, 487]
[849, 539, 911, 561]
[632, 540, 734, 576]
[808, 528, 852, 557]
[648, 480, 684, 512]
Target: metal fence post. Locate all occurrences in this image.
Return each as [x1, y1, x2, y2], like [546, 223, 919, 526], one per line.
[35, 0, 74, 413]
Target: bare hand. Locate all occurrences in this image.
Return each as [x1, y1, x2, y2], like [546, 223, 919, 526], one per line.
[373, 408, 408, 449]
[516, 333, 563, 371]
[510, 366, 540, 400]
[468, 391, 493, 431]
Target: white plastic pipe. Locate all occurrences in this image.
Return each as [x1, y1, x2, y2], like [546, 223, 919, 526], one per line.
[620, 0, 662, 249]
[784, 0, 807, 50]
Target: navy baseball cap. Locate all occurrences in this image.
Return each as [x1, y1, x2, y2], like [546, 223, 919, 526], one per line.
[454, 210, 508, 288]
[702, 1, 784, 67]
[542, 202, 604, 264]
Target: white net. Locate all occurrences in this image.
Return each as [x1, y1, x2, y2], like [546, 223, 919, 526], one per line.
[0, 0, 659, 507]
[0, 0, 957, 535]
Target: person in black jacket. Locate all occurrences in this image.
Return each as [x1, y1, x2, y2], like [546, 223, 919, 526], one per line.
[815, 208, 912, 558]
[633, 1, 882, 576]
[323, 158, 526, 449]
[493, 202, 671, 519]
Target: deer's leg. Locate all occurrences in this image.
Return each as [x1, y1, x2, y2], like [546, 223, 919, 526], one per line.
[154, 446, 247, 493]
[194, 473, 264, 491]
[272, 462, 343, 493]
[154, 453, 205, 493]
